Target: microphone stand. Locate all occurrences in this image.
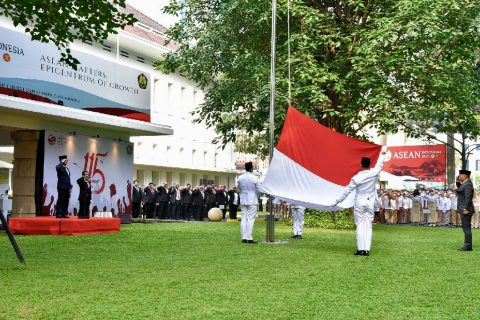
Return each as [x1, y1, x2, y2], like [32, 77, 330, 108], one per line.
[0, 209, 25, 264]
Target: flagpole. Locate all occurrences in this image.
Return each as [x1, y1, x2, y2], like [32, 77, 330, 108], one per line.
[266, 0, 277, 242]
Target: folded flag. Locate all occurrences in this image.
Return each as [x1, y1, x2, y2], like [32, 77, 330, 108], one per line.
[260, 106, 381, 211]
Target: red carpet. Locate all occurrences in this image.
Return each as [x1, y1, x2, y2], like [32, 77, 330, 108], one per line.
[9, 216, 121, 235]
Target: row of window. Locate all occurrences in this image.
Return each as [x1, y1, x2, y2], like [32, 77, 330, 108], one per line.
[136, 169, 220, 187]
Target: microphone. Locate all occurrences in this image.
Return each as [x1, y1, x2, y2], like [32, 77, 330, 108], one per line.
[72, 162, 82, 169]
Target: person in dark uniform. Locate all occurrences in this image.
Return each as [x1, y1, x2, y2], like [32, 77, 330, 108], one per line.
[181, 183, 193, 220]
[457, 170, 475, 251]
[168, 183, 181, 220]
[216, 185, 228, 220]
[156, 183, 169, 219]
[192, 185, 206, 221]
[55, 155, 72, 218]
[132, 180, 142, 218]
[227, 185, 240, 220]
[77, 171, 92, 219]
[142, 183, 158, 219]
[205, 185, 217, 216]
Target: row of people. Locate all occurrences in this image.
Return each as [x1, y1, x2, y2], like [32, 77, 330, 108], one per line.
[131, 180, 241, 221]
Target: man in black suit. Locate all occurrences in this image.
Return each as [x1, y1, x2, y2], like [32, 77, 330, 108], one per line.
[457, 170, 475, 251]
[192, 185, 206, 221]
[156, 183, 169, 219]
[227, 185, 240, 220]
[131, 180, 142, 218]
[76, 171, 92, 219]
[205, 184, 217, 216]
[55, 155, 72, 218]
[142, 182, 158, 219]
[181, 183, 193, 220]
[168, 183, 181, 220]
[216, 184, 228, 220]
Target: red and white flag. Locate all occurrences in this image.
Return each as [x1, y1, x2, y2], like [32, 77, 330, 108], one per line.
[260, 107, 381, 211]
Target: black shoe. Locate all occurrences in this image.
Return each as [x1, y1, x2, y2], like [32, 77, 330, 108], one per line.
[363, 251, 370, 256]
[297, 235, 302, 239]
[354, 250, 364, 256]
[247, 240, 258, 244]
[242, 239, 247, 243]
[292, 235, 298, 239]
[458, 246, 473, 251]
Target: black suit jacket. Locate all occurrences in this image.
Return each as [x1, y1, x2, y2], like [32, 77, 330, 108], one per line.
[132, 186, 142, 203]
[181, 188, 193, 205]
[227, 190, 240, 205]
[192, 189, 206, 207]
[56, 163, 72, 189]
[205, 187, 216, 204]
[143, 187, 157, 204]
[157, 186, 170, 202]
[77, 177, 92, 202]
[216, 191, 227, 205]
[457, 179, 475, 214]
[169, 187, 181, 203]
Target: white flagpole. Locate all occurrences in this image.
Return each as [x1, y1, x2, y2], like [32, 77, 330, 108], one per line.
[266, 0, 277, 242]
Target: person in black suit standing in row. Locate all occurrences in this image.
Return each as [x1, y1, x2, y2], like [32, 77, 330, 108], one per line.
[227, 185, 240, 220]
[143, 182, 158, 219]
[131, 180, 142, 218]
[192, 185, 206, 221]
[181, 183, 193, 220]
[77, 170, 92, 219]
[156, 183, 169, 219]
[169, 183, 181, 220]
[56, 155, 72, 218]
[205, 184, 217, 215]
[216, 185, 228, 220]
[457, 170, 475, 251]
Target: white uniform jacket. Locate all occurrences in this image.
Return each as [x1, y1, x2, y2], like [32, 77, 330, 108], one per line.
[237, 172, 261, 206]
[335, 153, 386, 208]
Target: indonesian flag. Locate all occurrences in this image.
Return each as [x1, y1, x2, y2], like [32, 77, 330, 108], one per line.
[260, 107, 381, 211]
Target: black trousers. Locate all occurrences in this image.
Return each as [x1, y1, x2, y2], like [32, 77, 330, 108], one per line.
[157, 202, 168, 219]
[56, 188, 70, 217]
[144, 203, 156, 219]
[229, 204, 239, 219]
[173, 200, 181, 219]
[182, 203, 192, 220]
[78, 200, 90, 218]
[132, 201, 141, 218]
[461, 213, 473, 248]
[193, 205, 205, 221]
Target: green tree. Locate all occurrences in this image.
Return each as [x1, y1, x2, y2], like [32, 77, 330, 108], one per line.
[158, 0, 480, 156]
[0, 0, 136, 69]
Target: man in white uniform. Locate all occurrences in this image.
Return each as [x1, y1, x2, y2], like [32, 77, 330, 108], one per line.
[332, 149, 387, 256]
[290, 204, 305, 239]
[237, 162, 261, 243]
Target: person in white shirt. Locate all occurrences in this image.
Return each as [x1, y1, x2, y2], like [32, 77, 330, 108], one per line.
[439, 192, 452, 226]
[237, 162, 261, 243]
[402, 192, 413, 223]
[448, 190, 458, 226]
[290, 204, 305, 239]
[332, 149, 387, 256]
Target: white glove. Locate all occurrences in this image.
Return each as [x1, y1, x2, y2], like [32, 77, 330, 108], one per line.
[330, 201, 338, 207]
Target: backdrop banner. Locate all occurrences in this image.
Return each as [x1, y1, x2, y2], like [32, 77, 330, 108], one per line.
[382, 145, 446, 183]
[0, 26, 151, 121]
[42, 130, 134, 216]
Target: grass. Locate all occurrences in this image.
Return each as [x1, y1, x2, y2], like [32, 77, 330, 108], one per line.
[1, 222, 479, 319]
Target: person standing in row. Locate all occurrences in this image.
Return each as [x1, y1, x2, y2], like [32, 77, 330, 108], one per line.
[77, 171, 92, 219]
[216, 185, 228, 220]
[56, 155, 72, 218]
[169, 183, 181, 220]
[181, 183, 193, 220]
[457, 170, 475, 251]
[227, 185, 240, 220]
[291, 204, 305, 239]
[192, 185, 206, 221]
[131, 180, 142, 218]
[332, 149, 387, 256]
[143, 183, 158, 219]
[157, 183, 169, 219]
[238, 162, 261, 244]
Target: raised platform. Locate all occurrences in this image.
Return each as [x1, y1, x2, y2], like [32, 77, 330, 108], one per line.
[9, 216, 121, 236]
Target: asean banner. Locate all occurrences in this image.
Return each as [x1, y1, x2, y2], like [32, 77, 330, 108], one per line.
[42, 130, 134, 216]
[382, 145, 446, 183]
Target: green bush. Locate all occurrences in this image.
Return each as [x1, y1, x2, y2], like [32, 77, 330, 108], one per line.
[282, 209, 355, 229]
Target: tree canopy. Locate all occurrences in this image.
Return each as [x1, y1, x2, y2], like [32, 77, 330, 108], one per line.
[0, 0, 136, 68]
[159, 0, 480, 156]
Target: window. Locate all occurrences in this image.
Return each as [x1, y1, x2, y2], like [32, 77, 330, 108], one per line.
[102, 43, 112, 52]
[203, 151, 208, 167]
[120, 50, 129, 58]
[136, 169, 145, 185]
[166, 146, 171, 163]
[192, 149, 196, 165]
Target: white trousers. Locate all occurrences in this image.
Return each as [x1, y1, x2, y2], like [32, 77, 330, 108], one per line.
[240, 205, 257, 240]
[291, 207, 305, 236]
[354, 203, 374, 251]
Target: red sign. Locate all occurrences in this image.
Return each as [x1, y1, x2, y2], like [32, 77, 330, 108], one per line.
[383, 145, 446, 182]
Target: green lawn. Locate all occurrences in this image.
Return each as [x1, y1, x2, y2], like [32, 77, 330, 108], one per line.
[1, 222, 479, 319]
